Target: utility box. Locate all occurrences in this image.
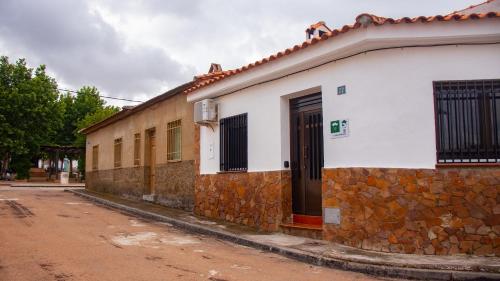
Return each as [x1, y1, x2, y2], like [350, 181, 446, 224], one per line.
[60, 172, 69, 185]
[194, 99, 218, 125]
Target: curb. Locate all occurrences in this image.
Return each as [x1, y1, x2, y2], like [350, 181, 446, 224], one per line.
[66, 189, 499, 281]
[10, 184, 84, 188]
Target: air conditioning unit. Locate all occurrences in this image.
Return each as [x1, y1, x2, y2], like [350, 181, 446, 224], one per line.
[194, 99, 218, 125]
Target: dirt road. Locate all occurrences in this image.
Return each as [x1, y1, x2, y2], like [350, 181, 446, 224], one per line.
[0, 188, 389, 281]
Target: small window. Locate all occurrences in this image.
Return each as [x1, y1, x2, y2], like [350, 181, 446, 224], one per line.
[220, 113, 247, 171]
[434, 80, 500, 163]
[92, 145, 99, 170]
[114, 138, 122, 168]
[134, 133, 141, 166]
[167, 119, 182, 161]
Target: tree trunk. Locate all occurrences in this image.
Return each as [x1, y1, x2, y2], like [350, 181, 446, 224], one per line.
[69, 158, 73, 181]
[48, 157, 52, 180]
[1, 152, 10, 179]
[55, 151, 59, 180]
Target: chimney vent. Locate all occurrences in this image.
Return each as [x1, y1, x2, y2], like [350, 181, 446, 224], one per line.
[305, 21, 331, 39]
[208, 63, 222, 73]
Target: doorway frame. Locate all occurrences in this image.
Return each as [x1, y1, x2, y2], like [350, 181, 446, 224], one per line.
[144, 127, 157, 195]
[289, 92, 324, 219]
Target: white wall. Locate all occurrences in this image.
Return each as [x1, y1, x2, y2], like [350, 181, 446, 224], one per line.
[199, 43, 500, 174]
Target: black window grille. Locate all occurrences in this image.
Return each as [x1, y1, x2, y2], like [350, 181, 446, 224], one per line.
[220, 113, 248, 171]
[434, 80, 500, 163]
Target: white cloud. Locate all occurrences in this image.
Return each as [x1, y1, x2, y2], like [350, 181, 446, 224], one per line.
[0, 0, 480, 105]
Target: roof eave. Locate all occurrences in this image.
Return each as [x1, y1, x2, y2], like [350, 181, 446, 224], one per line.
[185, 12, 499, 98]
[186, 17, 500, 102]
[80, 81, 194, 135]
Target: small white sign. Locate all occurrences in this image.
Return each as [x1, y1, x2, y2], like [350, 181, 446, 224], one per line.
[330, 119, 349, 138]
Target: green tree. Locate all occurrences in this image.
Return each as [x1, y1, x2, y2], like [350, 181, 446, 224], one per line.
[75, 106, 119, 176]
[74, 106, 119, 147]
[0, 56, 64, 178]
[55, 86, 105, 146]
[54, 93, 76, 146]
[54, 86, 116, 178]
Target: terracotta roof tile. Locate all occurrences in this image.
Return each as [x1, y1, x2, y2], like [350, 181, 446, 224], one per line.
[186, 11, 500, 95]
[448, 0, 497, 15]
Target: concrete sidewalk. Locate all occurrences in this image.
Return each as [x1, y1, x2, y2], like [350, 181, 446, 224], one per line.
[0, 181, 84, 188]
[67, 189, 500, 281]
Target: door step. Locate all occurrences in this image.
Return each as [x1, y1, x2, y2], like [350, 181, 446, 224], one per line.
[280, 222, 323, 240]
[142, 194, 157, 202]
[28, 177, 49, 182]
[293, 214, 323, 226]
[280, 214, 323, 239]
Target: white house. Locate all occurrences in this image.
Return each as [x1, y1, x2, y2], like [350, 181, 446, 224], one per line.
[187, 2, 500, 256]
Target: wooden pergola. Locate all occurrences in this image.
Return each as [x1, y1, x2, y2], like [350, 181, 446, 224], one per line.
[40, 145, 84, 179]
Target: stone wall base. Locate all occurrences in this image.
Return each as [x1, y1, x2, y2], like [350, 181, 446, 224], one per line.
[87, 167, 144, 199]
[322, 167, 500, 256]
[154, 161, 195, 210]
[195, 170, 291, 232]
[85, 160, 195, 211]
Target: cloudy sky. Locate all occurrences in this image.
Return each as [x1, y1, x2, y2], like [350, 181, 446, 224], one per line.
[0, 0, 481, 106]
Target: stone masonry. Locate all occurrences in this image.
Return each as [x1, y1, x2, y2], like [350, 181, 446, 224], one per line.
[194, 171, 292, 232]
[322, 167, 500, 256]
[86, 160, 195, 210]
[155, 161, 195, 210]
[87, 167, 144, 198]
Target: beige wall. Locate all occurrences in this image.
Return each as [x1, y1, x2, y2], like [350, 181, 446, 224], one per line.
[85, 93, 195, 171]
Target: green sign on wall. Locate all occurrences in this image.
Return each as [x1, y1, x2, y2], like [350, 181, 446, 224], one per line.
[330, 119, 349, 138]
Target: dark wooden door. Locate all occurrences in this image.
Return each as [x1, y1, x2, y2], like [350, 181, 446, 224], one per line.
[145, 129, 156, 195]
[290, 94, 324, 216]
[149, 130, 156, 194]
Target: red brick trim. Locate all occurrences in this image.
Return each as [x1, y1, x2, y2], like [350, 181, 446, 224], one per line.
[293, 214, 323, 226]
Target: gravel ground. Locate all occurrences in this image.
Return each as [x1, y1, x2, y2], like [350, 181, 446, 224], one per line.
[0, 188, 394, 281]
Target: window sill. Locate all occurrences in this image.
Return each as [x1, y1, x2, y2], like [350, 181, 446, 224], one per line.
[217, 170, 248, 174]
[436, 163, 500, 168]
[167, 160, 182, 163]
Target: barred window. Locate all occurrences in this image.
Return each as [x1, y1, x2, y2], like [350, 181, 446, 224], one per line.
[134, 133, 141, 166]
[167, 119, 182, 161]
[114, 138, 123, 168]
[92, 145, 99, 170]
[220, 113, 247, 171]
[434, 80, 500, 163]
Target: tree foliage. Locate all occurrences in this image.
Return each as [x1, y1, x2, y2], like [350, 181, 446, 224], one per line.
[74, 106, 119, 148]
[0, 56, 64, 177]
[0, 55, 120, 179]
[55, 86, 105, 146]
[58, 86, 118, 177]
[75, 106, 119, 176]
